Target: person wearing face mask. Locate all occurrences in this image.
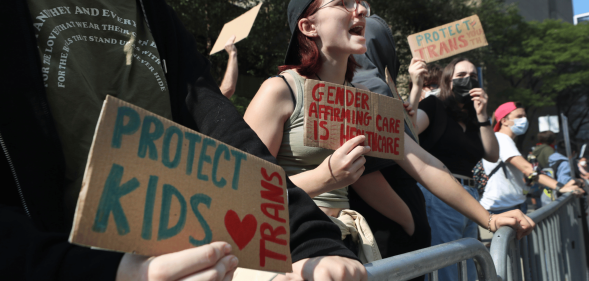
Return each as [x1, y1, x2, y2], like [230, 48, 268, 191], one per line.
[245, 3, 537, 275]
[408, 57, 499, 281]
[479, 102, 585, 215]
[345, 18, 537, 277]
[420, 64, 442, 100]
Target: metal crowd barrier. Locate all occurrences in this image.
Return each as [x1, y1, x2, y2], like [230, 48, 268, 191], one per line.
[490, 192, 589, 281]
[365, 238, 498, 281]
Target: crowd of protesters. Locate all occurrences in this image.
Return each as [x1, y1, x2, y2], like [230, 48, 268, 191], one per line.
[3, 0, 587, 280]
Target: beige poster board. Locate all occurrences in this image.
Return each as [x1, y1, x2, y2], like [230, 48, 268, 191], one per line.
[210, 3, 263, 55]
[69, 96, 291, 272]
[407, 15, 488, 62]
[384, 67, 419, 144]
[303, 79, 405, 160]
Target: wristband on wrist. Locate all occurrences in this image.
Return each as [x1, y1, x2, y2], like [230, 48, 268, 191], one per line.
[478, 120, 491, 127]
[525, 172, 539, 185]
[555, 182, 564, 192]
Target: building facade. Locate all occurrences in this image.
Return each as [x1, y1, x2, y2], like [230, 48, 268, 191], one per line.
[574, 12, 589, 25]
[505, 0, 574, 24]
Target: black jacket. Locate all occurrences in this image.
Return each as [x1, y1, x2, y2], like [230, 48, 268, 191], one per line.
[350, 16, 431, 267]
[0, 1, 355, 280]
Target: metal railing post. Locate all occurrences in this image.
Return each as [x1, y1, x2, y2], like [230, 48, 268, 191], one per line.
[363, 192, 588, 281]
[365, 238, 498, 281]
[490, 192, 589, 281]
[571, 198, 589, 280]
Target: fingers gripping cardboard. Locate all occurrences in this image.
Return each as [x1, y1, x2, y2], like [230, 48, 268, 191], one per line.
[407, 15, 488, 63]
[69, 96, 291, 272]
[303, 79, 405, 160]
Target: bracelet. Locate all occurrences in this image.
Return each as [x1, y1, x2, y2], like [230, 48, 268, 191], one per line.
[488, 213, 494, 232]
[328, 154, 338, 183]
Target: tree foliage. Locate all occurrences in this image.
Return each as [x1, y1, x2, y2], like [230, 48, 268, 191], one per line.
[167, 0, 589, 138]
[483, 15, 589, 108]
[167, 0, 289, 81]
[473, 1, 589, 138]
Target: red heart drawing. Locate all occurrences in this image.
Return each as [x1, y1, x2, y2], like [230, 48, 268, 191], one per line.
[224, 210, 257, 250]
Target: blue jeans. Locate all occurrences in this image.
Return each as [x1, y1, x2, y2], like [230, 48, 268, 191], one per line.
[419, 182, 479, 281]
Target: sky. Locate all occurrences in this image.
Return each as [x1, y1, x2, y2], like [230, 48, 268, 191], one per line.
[573, 0, 589, 15]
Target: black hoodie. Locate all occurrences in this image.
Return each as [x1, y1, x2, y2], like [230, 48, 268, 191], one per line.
[349, 15, 431, 267]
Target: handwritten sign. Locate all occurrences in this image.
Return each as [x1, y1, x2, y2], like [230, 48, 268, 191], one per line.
[303, 79, 405, 160]
[69, 96, 291, 272]
[210, 3, 263, 55]
[385, 67, 419, 144]
[407, 15, 488, 62]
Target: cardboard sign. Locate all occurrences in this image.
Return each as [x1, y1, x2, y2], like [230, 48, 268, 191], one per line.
[69, 96, 291, 272]
[385, 67, 419, 144]
[210, 3, 263, 55]
[407, 15, 488, 62]
[303, 79, 405, 160]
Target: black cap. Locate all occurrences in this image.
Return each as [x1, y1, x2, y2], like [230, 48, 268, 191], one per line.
[284, 0, 314, 65]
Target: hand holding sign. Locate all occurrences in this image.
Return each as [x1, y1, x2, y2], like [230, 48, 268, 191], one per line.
[407, 15, 487, 63]
[224, 35, 237, 55]
[69, 96, 291, 272]
[117, 241, 238, 281]
[403, 102, 416, 118]
[408, 58, 427, 87]
[313, 135, 370, 194]
[303, 79, 405, 160]
[210, 3, 262, 55]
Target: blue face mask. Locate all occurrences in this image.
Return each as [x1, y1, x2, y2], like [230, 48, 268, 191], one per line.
[510, 117, 529, 135]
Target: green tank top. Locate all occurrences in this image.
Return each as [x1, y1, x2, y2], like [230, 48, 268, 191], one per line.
[276, 70, 349, 209]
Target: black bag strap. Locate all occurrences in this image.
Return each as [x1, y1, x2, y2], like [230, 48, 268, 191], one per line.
[551, 159, 567, 180]
[488, 161, 508, 179]
[274, 75, 296, 108]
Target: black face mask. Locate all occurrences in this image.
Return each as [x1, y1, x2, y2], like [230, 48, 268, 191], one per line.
[452, 77, 480, 103]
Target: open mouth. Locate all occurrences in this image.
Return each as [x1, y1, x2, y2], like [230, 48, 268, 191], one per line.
[349, 23, 364, 36]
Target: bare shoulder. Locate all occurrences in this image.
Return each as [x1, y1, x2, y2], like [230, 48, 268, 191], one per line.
[245, 75, 295, 123]
[252, 76, 294, 103]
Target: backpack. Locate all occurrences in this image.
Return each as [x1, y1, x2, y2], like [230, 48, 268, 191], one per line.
[473, 160, 508, 194]
[550, 159, 567, 181]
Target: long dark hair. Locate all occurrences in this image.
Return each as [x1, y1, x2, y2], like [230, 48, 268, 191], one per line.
[278, 0, 359, 82]
[438, 57, 478, 125]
